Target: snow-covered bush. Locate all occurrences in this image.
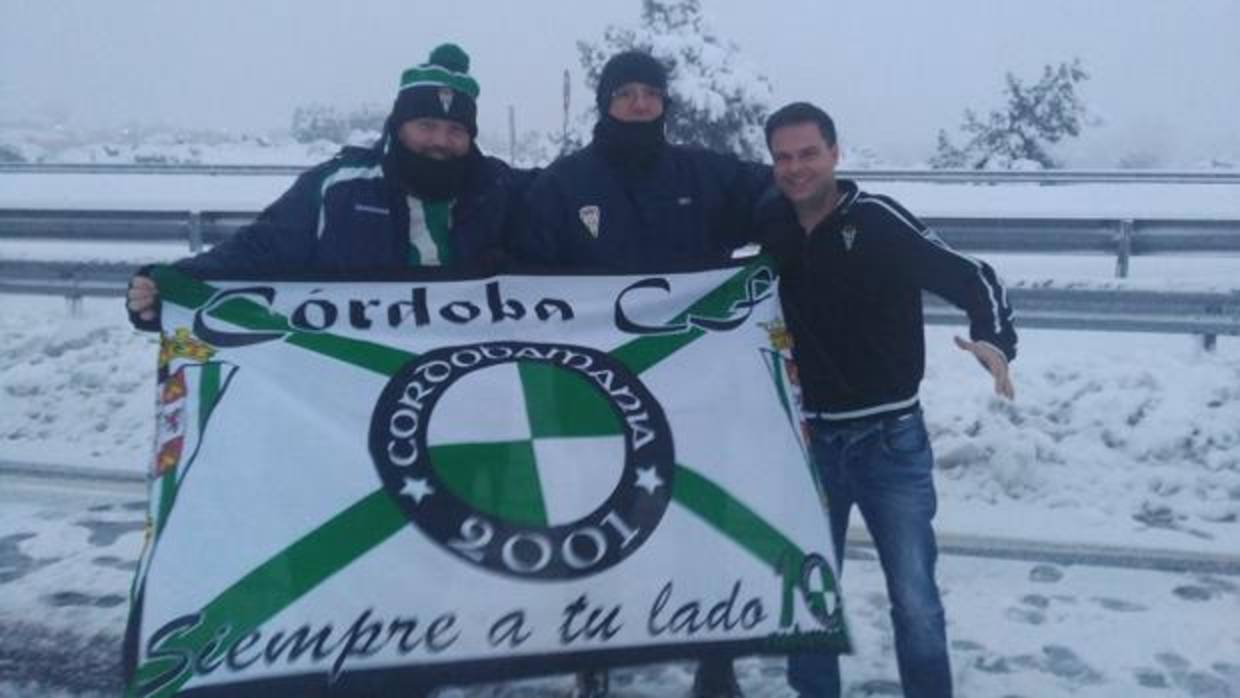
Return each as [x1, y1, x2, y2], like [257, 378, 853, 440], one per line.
[291, 103, 385, 145]
[0, 142, 25, 163]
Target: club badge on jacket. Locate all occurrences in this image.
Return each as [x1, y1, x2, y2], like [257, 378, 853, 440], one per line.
[841, 225, 858, 252]
[579, 205, 601, 238]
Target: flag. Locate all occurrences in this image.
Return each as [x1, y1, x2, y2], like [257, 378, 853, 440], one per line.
[124, 258, 849, 697]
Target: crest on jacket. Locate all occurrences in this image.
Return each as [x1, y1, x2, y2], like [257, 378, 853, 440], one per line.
[579, 205, 601, 238]
[841, 225, 858, 252]
[438, 87, 454, 113]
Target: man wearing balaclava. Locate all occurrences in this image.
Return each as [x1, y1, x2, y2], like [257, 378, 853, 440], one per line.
[127, 44, 526, 328]
[514, 50, 769, 274]
[515, 49, 769, 698]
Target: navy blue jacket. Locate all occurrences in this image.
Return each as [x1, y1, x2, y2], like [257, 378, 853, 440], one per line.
[129, 140, 532, 330]
[514, 142, 770, 271]
[763, 180, 1017, 420]
[174, 141, 526, 277]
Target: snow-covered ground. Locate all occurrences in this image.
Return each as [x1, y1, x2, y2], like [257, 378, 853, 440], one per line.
[3, 292, 1238, 555]
[5, 172, 1240, 220]
[3, 481, 1237, 697]
[2, 172, 1240, 695]
[2, 288, 1239, 696]
[0, 126, 345, 168]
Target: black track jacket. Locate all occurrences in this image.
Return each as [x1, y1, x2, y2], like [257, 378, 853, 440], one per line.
[762, 180, 1017, 420]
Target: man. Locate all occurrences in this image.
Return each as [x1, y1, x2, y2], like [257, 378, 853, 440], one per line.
[124, 43, 527, 698]
[761, 102, 1016, 698]
[517, 51, 770, 698]
[128, 43, 525, 328]
[515, 50, 767, 272]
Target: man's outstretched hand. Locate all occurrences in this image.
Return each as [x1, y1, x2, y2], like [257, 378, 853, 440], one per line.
[127, 275, 159, 322]
[954, 336, 1015, 400]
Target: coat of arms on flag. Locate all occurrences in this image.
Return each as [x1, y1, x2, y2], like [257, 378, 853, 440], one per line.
[124, 258, 850, 697]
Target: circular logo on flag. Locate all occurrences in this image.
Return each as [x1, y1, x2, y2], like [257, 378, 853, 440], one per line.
[370, 342, 675, 579]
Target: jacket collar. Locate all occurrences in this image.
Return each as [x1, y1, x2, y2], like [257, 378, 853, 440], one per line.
[815, 178, 860, 224]
[833, 179, 861, 216]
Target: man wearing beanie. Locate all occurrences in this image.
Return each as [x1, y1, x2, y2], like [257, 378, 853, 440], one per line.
[127, 43, 527, 328]
[514, 50, 768, 274]
[516, 49, 769, 698]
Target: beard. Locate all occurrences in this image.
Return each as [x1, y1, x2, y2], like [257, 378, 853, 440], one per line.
[387, 140, 469, 202]
[592, 114, 667, 173]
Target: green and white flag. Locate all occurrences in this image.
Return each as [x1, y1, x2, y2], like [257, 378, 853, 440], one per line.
[124, 258, 849, 697]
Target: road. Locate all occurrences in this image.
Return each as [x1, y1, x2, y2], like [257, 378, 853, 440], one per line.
[2, 464, 1238, 696]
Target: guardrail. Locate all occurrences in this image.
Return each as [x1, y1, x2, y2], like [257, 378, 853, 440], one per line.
[924, 287, 1240, 338]
[3, 162, 1240, 184]
[0, 208, 252, 251]
[4, 208, 1239, 276]
[4, 259, 1239, 340]
[3, 208, 1239, 342]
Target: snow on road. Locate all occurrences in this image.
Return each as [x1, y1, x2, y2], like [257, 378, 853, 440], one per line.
[2, 485, 1237, 697]
[4, 293, 1237, 554]
[1, 287, 1239, 695]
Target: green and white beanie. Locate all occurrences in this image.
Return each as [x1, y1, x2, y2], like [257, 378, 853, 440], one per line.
[391, 43, 480, 137]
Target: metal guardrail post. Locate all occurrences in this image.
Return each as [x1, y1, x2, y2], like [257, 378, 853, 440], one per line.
[1115, 219, 1133, 279]
[188, 211, 204, 253]
[67, 274, 83, 316]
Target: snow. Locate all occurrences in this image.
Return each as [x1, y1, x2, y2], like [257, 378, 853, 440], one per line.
[0, 297, 158, 470]
[0, 173, 295, 211]
[2, 292, 1239, 696]
[4, 294, 1237, 556]
[2, 170, 1240, 695]
[878, 182, 1240, 221]
[6, 174, 1240, 221]
[923, 325, 1240, 555]
[0, 124, 342, 167]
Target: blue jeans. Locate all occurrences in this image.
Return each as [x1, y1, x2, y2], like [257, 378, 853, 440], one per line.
[788, 409, 951, 698]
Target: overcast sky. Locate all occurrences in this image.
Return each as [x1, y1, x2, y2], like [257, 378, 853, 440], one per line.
[3, 0, 1238, 165]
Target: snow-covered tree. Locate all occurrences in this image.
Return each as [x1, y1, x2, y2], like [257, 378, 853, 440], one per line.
[932, 59, 1092, 169]
[576, 0, 773, 161]
[511, 130, 559, 168]
[291, 104, 346, 144]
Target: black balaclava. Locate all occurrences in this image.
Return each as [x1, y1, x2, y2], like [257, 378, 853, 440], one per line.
[593, 50, 670, 174]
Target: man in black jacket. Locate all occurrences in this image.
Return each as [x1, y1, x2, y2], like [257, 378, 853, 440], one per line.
[128, 43, 527, 328]
[517, 51, 770, 698]
[762, 102, 1016, 698]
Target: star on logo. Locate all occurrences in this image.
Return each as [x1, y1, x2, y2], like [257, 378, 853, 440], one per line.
[400, 477, 435, 504]
[634, 466, 665, 495]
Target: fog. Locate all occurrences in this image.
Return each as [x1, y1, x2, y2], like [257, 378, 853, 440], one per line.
[3, 0, 1237, 165]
